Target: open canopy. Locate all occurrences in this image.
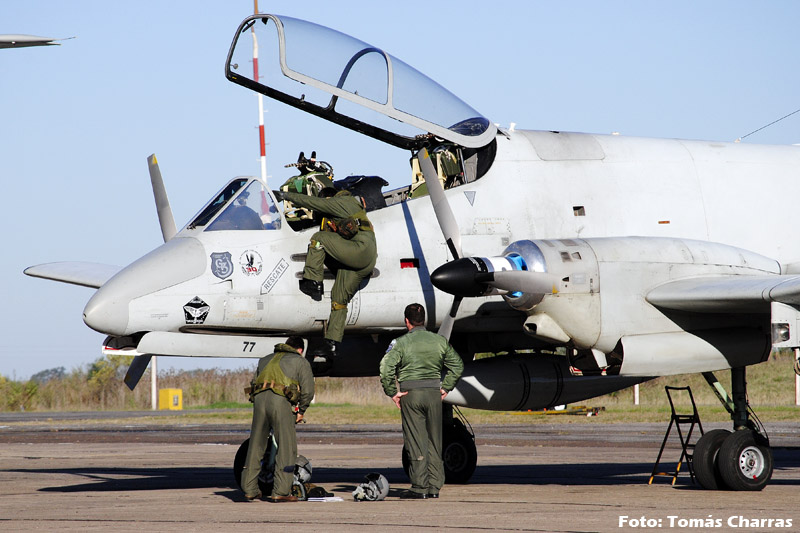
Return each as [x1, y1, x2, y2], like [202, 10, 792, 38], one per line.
[226, 14, 496, 150]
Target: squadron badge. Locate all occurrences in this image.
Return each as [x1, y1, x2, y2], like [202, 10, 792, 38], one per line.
[240, 250, 263, 276]
[210, 252, 234, 279]
[184, 296, 210, 325]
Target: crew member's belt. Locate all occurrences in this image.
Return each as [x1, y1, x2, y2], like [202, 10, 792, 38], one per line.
[399, 379, 441, 391]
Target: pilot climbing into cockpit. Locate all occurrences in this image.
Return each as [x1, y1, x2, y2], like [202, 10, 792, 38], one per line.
[273, 182, 377, 362]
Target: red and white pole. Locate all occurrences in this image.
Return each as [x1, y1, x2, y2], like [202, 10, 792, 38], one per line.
[252, 0, 268, 184]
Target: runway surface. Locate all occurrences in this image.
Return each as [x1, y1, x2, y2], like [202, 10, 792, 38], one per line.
[0, 413, 798, 532]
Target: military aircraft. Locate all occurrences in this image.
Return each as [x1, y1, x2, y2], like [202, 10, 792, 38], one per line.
[0, 34, 70, 49]
[25, 13, 800, 492]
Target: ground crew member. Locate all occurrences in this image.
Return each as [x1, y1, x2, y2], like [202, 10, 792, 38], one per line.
[273, 187, 377, 360]
[242, 336, 315, 502]
[379, 303, 464, 499]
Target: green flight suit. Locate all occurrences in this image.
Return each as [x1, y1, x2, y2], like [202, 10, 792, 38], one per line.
[242, 343, 315, 499]
[379, 327, 464, 496]
[282, 191, 377, 343]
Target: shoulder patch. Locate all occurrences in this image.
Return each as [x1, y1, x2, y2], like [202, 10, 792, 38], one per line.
[386, 339, 397, 353]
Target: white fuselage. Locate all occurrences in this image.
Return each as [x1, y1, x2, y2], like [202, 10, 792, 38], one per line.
[97, 130, 800, 344]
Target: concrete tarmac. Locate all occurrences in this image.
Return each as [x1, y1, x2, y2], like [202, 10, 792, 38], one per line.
[0, 415, 798, 532]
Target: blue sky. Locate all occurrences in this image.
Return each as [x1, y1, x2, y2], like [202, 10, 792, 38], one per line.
[2, 1, 799, 380]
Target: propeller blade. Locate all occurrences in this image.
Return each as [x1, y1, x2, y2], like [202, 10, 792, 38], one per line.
[438, 296, 462, 341]
[483, 270, 559, 295]
[419, 147, 461, 260]
[420, 147, 465, 337]
[147, 154, 177, 242]
[123, 354, 152, 391]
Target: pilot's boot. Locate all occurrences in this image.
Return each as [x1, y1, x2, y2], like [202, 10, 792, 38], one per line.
[299, 278, 323, 301]
[321, 339, 339, 358]
[310, 339, 338, 361]
[309, 339, 338, 375]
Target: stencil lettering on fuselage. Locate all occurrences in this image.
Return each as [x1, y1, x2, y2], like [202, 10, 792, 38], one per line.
[346, 290, 360, 326]
[261, 258, 289, 295]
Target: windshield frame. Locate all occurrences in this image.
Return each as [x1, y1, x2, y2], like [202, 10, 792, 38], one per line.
[188, 178, 250, 229]
[225, 14, 496, 150]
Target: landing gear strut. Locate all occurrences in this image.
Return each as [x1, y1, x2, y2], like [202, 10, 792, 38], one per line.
[402, 404, 477, 484]
[692, 368, 773, 491]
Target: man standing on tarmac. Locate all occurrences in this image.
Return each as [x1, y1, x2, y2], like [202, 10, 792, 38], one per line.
[242, 336, 315, 502]
[379, 303, 464, 499]
[273, 187, 377, 361]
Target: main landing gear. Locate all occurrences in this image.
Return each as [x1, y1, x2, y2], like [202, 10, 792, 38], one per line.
[233, 436, 276, 496]
[402, 404, 478, 484]
[692, 367, 773, 491]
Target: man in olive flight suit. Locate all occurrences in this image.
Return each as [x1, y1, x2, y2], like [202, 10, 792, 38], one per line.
[274, 187, 377, 360]
[242, 336, 315, 502]
[379, 303, 464, 499]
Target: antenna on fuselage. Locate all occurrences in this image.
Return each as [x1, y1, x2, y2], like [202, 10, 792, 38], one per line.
[735, 107, 800, 143]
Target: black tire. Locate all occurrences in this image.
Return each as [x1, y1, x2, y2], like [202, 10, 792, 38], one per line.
[400, 425, 478, 484]
[233, 438, 249, 490]
[717, 430, 773, 491]
[442, 422, 477, 484]
[233, 438, 275, 495]
[692, 429, 730, 490]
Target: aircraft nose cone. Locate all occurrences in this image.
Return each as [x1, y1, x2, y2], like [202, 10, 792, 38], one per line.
[83, 286, 130, 336]
[83, 237, 206, 335]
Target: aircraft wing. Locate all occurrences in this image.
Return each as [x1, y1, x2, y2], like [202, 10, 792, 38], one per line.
[24, 262, 121, 289]
[646, 274, 800, 313]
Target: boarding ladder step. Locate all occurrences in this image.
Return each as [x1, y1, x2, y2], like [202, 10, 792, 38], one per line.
[648, 386, 704, 486]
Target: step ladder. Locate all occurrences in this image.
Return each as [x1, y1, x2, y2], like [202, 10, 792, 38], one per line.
[648, 385, 704, 485]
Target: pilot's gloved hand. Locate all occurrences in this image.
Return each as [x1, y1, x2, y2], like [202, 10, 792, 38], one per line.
[272, 189, 286, 202]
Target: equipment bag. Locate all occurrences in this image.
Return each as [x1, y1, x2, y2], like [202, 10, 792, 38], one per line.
[325, 217, 360, 239]
[246, 352, 301, 403]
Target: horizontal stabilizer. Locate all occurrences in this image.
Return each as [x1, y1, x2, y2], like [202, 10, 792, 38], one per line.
[24, 262, 121, 289]
[646, 275, 800, 313]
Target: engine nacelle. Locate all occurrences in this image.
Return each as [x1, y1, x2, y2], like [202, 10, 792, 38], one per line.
[436, 236, 779, 377]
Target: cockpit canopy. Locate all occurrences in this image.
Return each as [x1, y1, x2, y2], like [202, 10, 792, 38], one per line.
[226, 14, 496, 150]
[188, 178, 281, 231]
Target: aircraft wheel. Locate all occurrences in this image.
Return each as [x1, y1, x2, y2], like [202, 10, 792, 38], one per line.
[233, 438, 275, 495]
[717, 430, 773, 491]
[401, 446, 411, 479]
[692, 429, 730, 490]
[400, 423, 477, 484]
[443, 420, 477, 484]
